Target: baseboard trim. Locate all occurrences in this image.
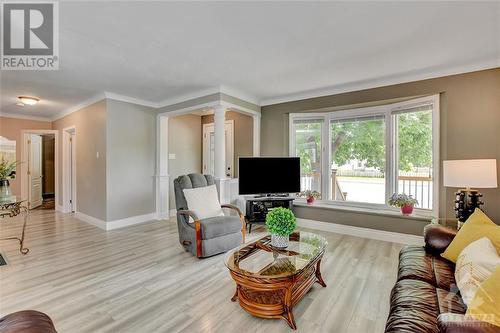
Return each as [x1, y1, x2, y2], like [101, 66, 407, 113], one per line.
[75, 212, 156, 231]
[169, 209, 177, 217]
[75, 212, 107, 230]
[296, 218, 424, 245]
[106, 213, 157, 230]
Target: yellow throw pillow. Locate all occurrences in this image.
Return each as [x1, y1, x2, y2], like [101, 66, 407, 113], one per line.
[442, 209, 500, 263]
[466, 265, 500, 327]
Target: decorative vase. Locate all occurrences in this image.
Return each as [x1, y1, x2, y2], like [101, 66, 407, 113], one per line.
[0, 179, 12, 200]
[401, 204, 414, 215]
[271, 234, 289, 248]
[306, 196, 315, 205]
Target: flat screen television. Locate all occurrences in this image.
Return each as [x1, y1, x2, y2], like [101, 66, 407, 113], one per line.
[238, 157, 300, 195]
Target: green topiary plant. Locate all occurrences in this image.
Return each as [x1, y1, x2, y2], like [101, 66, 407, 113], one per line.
[265, 207, 297, 236]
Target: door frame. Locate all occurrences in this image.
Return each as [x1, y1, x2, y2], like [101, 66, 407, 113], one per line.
[202, 119, 234, 177]
[21, 129, 59, 210]
[62, 126, 77, 213]
[156, 100, 260, 220]
[28, 134, 43, 209]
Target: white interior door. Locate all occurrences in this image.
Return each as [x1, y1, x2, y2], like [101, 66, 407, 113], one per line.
[29, 134, 43, 209]
[62, 127, 76, 213]
[203, 120, 234, 177]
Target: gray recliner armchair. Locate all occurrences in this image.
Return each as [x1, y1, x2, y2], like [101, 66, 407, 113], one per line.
[174, 173, 246, 258]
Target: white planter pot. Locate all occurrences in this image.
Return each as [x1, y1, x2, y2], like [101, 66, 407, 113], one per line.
[271, 234, 289, 248]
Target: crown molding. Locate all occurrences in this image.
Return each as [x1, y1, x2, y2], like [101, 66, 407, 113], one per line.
[0, 112, 51, 122]
[155, 85, 260, 109]
[51, 92, 106, 121]
[260, 60, 500, 106]
[156, 87, 221, 108]
[219, 85, 260, 106]
[104, 92, 159, 108]
[5, 61, 499, 122]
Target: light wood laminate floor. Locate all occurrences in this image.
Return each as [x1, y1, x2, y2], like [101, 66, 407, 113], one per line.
[0, 210, 403, 333]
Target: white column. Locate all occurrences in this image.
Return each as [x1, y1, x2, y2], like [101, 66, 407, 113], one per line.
[252, 113, 261, 156]
[213, 105, 231, 203]
[156, 115, 170, 219]
[214, 105, 226, 179]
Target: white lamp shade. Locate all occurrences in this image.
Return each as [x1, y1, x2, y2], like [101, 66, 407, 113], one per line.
[443, 159, 498, 188]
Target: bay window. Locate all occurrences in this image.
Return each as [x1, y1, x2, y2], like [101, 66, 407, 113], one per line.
[292, 119, 323, 197]
[330, 115, 386, 204]
[289, 95, 439, 215]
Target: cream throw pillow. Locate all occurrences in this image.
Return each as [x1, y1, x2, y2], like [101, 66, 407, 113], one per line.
[455, 237, 500, 306]
[183, 184, 224, 222]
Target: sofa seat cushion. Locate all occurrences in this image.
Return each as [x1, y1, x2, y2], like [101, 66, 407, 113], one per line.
[436, 288, 467, 314]
[201, 232, 242, 257]
[199, 216, 242, 239]
[398, 246, 456, 291]
[386, 279, 440, 333]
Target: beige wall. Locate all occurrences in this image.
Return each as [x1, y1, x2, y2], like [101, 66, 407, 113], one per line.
[201, 111, 253, 177]
[261, 68, 500, 232]
[168, 114, 202, 209]
[0, 117, 52, 196]
[106, 100, 156, 221]
[52, 100, 107, 221]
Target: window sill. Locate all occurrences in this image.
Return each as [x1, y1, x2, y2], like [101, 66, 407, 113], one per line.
[293, 199, 433, 222]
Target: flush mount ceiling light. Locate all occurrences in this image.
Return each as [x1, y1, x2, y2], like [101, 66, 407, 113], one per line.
[17, 96, 40, 106]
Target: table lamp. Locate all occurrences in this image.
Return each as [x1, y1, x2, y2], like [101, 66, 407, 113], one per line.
[443, 159, 498, 224]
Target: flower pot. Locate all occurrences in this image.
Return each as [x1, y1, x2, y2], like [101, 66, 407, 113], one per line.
[271, 234, 289, 248]
[401, 204, 414, 215]
[306, 197, 315, 205]
[0, 179, 12, 200]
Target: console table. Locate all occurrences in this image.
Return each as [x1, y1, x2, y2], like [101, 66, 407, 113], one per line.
[0, 197, 30, 254]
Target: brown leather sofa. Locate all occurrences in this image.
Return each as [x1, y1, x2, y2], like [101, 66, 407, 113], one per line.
[0, 310, 56, 333]
[385, 224, 499, 333]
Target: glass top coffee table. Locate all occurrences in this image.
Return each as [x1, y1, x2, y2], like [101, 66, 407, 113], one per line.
[225, 231, 327, 329]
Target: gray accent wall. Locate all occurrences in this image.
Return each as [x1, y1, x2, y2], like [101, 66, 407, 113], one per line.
[168, 114, 202, 210]
[53, 100, 108, 221]
[261, 68, 500, 232]
[106, 99, 156, 221]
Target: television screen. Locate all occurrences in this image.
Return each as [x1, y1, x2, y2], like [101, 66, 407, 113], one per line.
[238, 157, 300, 195]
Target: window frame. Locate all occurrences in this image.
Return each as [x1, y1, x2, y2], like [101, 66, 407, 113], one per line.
[289, 95, 440, 217]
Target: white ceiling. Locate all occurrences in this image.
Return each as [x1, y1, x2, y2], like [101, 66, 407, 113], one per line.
[1, 1, 499, 119]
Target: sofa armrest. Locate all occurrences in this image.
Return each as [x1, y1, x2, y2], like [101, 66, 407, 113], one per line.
[438, 313, 500, 333]
[221, 204, 246, 243]
[177, 209, 199, 224]
[221, 204, 243, 217]
[424, 224, 457, 255]
[0, 310, 57, 333]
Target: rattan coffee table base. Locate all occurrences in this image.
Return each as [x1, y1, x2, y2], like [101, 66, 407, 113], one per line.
[229, 256, 326, 330]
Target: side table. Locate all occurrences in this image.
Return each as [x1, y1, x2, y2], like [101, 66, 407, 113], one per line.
[0, 197, 30, 254]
